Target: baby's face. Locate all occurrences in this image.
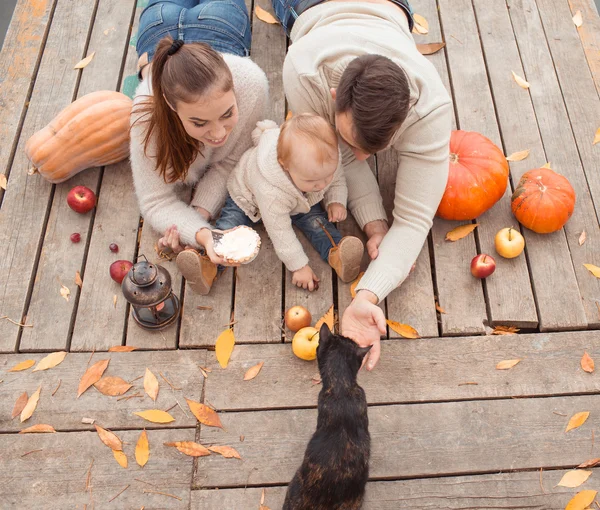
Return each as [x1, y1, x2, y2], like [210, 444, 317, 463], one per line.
[286, 144, 338, 193]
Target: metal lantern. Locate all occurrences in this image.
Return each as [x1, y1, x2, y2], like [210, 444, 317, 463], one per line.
[121, 256, 180, 330]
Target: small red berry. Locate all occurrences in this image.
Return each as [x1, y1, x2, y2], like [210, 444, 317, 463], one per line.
[70, 233, 81, 243]
[109, 243, 119, 253]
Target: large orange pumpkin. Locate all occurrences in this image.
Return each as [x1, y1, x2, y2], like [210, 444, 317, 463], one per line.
[436, 130, 509, 220]
[511, 168, 575, 234]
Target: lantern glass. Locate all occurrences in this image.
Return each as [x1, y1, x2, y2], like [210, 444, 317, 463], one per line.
[131, 292, 180, 330]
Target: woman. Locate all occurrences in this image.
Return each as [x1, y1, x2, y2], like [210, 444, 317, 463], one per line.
[131, 0, 268, 294]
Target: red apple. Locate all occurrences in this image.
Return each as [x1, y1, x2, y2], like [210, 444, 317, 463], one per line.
[285, 305, 312, 332]
[110, 260, 133, 284]
[67, 185, 96, 214]
[470, 254, 496, 279]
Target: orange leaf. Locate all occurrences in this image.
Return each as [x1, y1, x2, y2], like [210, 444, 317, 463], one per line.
[583, 264, 600, 278]
[244, 362, 264, 381]
[512, 70, 530, 89]
[164, 441, 211, 457]
[286, 111, 293, 121]
[144, 368, 159, 401]
[315, 305, 334, 331]
[557, 469, 592, 488]
[215, 328, 235, 368]
[386, 320, 420, 339]
[492, 325, 520, 335]
[113, 449, 128, 468]
[78, 359, 110, 397]
[578, 458, 600, 468]
[566, 412, 590, 432]
[20, 386, 41, 422]
[594, 128, 600, 145]
[136, 429, 149, 467]
[495, 359, 521, 370]
[350, 273, 364, 298]
[19, 424, 56, 434]
[74, 51, 95, 69]
[412, 13, 428, 34]
[95, 424, 122, 451]
[133, 410, 175, 424]
[186, 398, 223, 428]
[581, 352, 595, 373]
[108, 346, 138, 352]
[32, 351, 67, 372]
[12, 392, 28, 419]
[435, 302, 446, 314]
[255, 5, 278, 24]
[565, 490, 597, 510]
[9, 360, 35, 372]
[416, 42, 445, 55]
[75, 271, 83, 288]
[445, 223, 478, 241]
[0, 174, 6, 190]
[94, 376, 132, 396]
[208, 445, 242, 459]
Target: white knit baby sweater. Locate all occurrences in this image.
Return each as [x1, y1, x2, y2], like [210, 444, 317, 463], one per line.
[227, 120, 347, 272]
[129, 54, 269, 249]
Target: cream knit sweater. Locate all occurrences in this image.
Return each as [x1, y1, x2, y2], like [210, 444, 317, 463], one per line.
[284, 2, 453, 301]
[227, 120, 347, 272]
[130, 54, 269, 249]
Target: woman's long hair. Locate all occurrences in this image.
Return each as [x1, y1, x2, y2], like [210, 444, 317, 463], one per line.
[133, 37, 233, 183]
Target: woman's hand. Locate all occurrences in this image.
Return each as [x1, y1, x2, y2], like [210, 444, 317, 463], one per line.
[158, 225, 186, 254]
[195, 228, 239, 266]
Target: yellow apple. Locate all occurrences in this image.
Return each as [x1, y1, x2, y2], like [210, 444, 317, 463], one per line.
[292, 327, 320, 361]
[285, 306, 312, 332]
[495, 227, 525, 259]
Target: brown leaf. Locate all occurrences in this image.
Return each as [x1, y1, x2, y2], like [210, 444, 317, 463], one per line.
[255, 5, 278, 24]
[557, 469, 592, 488]
[32, 351, 67, 372]
[208, 445, 241, 459]
[20, 386, 41, 422]
[581, 352, 595, 373]
[113, 294, 117, 308]
[435, 302, 447, 314]
[136, 429, 149, 467]
[12, 392, 28, 419]
[94, 376, 132, 396]
[9, 359, 35, 372]
[506, 149, 530, 162]
[133, 410, 175, 424]
[75, 271, 83, 288]
[579, 231, 587, 246]
[186, 398, 223, 428]
[315, 305, 335, 331]
[416, 42, 445, 55]
[386, 320, 420, 339]
[78, 359, 110, 397]
[243, 362, 264, 381]
[594, 128, 600, 145]
[0, 174, 7, 190]
[512, 70, 530, 89]
[565, 490, 597, 510]
[286, 111, 293, 121]
[566, 411, 590, 432]
[95, 424, 123, 451]
[578, 458, 600, 468]
[19, 424, 56, 434]
[496, 359, 521, 370]
[445, 223, 478, 241]
[113, 449, 128, 468]
[350, 273, 364, 298]
[165, 441, 211, 457]
[215, 328, 235, 368]
[412, 13, 428, 34]
[144, 368, 159, 401]
[108, 346, 138, 352]
[74, 51, 96, 69]
[584, 263, 600, 278]
[573, 10, 583, 28]
[491, 325, 520, 335]
[60, 284, 70, 302]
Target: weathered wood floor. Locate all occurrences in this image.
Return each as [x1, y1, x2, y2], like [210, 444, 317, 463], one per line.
[1, 0, 600, 507]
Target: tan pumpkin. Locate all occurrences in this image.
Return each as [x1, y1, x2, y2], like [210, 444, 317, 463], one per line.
[25, 90, 132, 183]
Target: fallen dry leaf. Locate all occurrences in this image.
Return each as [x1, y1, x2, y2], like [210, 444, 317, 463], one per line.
[144, 368, 159, 402]
[573, 10, 583, 28]
[186, 398, 223, 428]
[113, 294, 117, 308]
[578, 458, 600, 468]
[557, 469, 592, 488]
[581, 352, 595, 373]
[445, 223, 478, 241]
[412, 13, 428, 34]
[113, 450, 128, 468]
[20, 386, 41, 422]
[94, 376, 132, 396]
[594, 128, 600, 145]
[208, 445, 241, 459]
[566, 411, 590, 432]
[136, 429, 149, 467]
[315, 305, 334, 331]
[60, 284, 70, 302]
[19, 424, 56, 434]
[386, 320, 420, 339]
[32, 351, 67, 372]
[74, 51, 95, 69]
[435, 302, 447, 314]
[243, 362, 264, 381]
[260, 487, 271, 509]
[75, 271, 83, 288]
[0, 174, 7, 190]
[491, 325, 520, 335]
[542, 162, 552, 169]
[512, 70, 530, 89]
[579, 231, 587, 246]
[417, 42, 445, 55]
[565, 489, 597, 510]
[506, 149, 530, 162]
[12, 392, 28, 419]
[164, 441, 211, 457]
[583, 263, 600, 278]
[9, 360, 35, 372]
[95, 424, 123, 451]
[78, 359, 110, 397]
[215, 328, 235, 368]
[286, 111, 293, 121]
[255, 5, 278, 24]
[133, 410, 175, 424]
[350, 273, 364, 298]
[496, 359, 521, 370]
[108, 346, 137, 352]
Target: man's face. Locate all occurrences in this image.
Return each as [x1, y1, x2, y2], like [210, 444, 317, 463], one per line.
[330, 87, 371, 161]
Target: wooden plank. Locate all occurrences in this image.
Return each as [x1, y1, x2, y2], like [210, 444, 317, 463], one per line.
[508, 0, 600, 328]
[472, 0, 587, 332]
[438, 0, 537, 328]
[0, 350, 205, 432]
[569, 0, 600, 96]
[0, 0, 97, 352]
[0, 429, 194, 509]
[20, 0, 137, 352]
[204, 330, 600, 410]
[196, 394, 600, 486]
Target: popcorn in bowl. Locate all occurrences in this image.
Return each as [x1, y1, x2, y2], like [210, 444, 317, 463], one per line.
[213, 226, 261, 264]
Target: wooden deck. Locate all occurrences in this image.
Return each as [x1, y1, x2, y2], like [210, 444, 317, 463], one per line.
[1, 0, 600, 507]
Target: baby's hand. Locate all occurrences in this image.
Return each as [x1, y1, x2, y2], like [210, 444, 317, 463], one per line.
[328, 203, 347, 222]
[292, 265, 320, 292]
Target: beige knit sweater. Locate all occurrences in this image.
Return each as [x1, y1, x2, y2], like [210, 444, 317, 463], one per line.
[227, 120, 346, 272]
[130, 54, 269, 249]
[284, 2, 453, 301]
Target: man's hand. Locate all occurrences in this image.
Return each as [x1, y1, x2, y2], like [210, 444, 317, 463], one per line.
[327, 203, 347, 222]
[292, 265, 320, 291]
[341, 290, 386, 371]
[363, 219, 389, 260]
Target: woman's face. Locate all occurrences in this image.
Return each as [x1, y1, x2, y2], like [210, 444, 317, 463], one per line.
[175, 87, 239, 147]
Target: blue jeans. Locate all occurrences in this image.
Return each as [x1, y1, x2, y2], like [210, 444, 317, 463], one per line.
[136, 0, 251, 62]
[271, 0, 414, 36]
[216, 196, 342, 263]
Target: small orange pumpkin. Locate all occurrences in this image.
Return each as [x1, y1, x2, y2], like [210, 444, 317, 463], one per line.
[437, 130, 509, 220]
[511, 168, 575, 233]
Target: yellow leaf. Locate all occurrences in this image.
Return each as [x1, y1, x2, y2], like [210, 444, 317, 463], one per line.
[113, 450, 128, 468]
[144, 368, 159, 401]
[286, 111, 293, 121]
[9, 359, 35, 372]
[74, 51, 95, 69]
[412, 14, 428, 34]
[0, 173, 6, 190]
[60, 284, 70, 302]
[386, 320, 420, 339]
[78, 359, 110, 397]
[12, 392, 28, 419]
[315, 305, 334, 331]
[594, 128, 600, 145]
[108, 345, 138, 352]
[133, 410, 175, 424]
[135, 429, 149, 467]
[20, 386, 41, 422]
[164, 441, 211, 457]
[565, 490, 597, 510]
[416, 42, 445, 55]
[579, 231, 587, 246]
[573, 10, 583, 28]
[186, 398, 223, 428]
[75, 271, 83, 288]
[215, 328, 235, 368]
[32, 351, 67, 372]
[557, 469, 592, 488]
[19, 424, 56, 433]
[244, 362, 264, 381]
[496, 359, 521, 370]
[95, 424, 122, 450]
[255, 5, 278, 24]
[350, 273, 364, 298]
[542, 162, 552, 169]
[506, 149, 530, 162]
[581, 352, 595, 373]
[208, 445, 242, 459]
[512, 70, 530, 89]
[566, 411, 590, 432]
[445, 223, 478, 241]
[583, 264, 600, 278]
[492, 325, 520, 335]
[94, 376, 132, 396]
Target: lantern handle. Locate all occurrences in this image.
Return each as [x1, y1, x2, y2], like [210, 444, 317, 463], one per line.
[137, 254, 149, 263]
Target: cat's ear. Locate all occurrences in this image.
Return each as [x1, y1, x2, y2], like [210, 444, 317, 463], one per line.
[319, 323, 332, 346]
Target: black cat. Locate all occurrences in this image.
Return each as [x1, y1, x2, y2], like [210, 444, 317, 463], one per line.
[283, 323, 371, 510]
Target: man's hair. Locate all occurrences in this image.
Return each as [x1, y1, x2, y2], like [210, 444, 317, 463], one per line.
[335, 54, 410, 154]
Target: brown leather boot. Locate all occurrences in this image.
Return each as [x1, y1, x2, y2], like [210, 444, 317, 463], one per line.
[176, 249, 217, 295]
[328, 236, 364, 283]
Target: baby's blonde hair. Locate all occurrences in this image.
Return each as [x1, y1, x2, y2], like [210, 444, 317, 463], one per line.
[277, 113, 339, 169]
